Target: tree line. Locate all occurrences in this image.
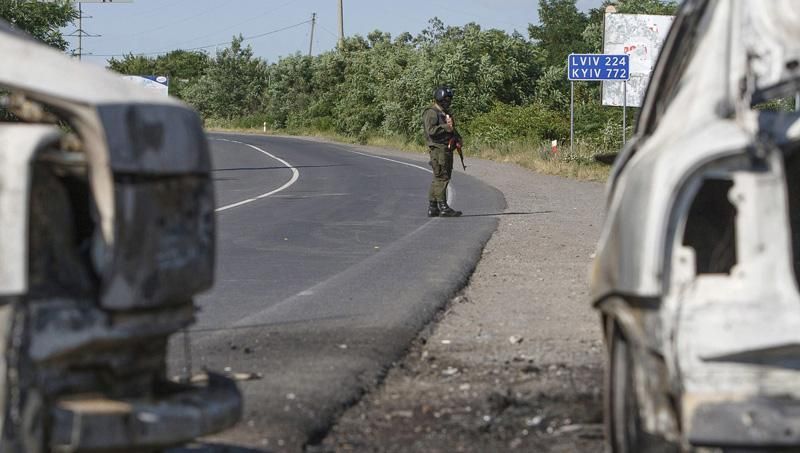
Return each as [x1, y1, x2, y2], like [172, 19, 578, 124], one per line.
[3, 0, 679, 156]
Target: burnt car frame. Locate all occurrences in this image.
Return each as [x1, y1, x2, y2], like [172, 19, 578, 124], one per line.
[0, 20, 240, 452]
[591, 0, 800, 451]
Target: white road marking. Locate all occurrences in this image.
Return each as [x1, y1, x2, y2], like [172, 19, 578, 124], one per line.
[211, 138, 300, 212]
[344, 149, 456, 203]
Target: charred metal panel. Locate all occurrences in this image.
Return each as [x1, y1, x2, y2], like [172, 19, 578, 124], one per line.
[100, 176, 214, 310]
[27, 161, 96, 300]
[97, 104, 211, 175]
[26, 299, 194, 363]
[0, 18, 239, 451]
[688, 398, 800, 447]
[50, 374, 242, 452]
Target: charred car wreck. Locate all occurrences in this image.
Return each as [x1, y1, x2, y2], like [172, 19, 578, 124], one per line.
[592, 0, 800, 451]
[0, 21, 240, 452]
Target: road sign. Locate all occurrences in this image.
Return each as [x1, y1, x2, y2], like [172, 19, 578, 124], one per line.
[568, 53, 630, 81]
[603, 13, 674, 107]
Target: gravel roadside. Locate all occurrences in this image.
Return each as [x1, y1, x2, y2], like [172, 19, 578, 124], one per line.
[315, 144, 608, 453]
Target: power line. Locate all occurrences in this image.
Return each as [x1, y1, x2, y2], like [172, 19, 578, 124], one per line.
[317, 23, 339, 39]
[106, 0, 192, 22]
[166, 0, 297, 48]
[123, 2, 232, 39]
[91, 19, 312, 58]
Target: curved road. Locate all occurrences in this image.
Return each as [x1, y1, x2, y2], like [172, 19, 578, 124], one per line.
[170, 133, 504, 450]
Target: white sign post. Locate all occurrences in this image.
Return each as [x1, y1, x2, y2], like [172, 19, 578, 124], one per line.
[568, 54, 630, 152]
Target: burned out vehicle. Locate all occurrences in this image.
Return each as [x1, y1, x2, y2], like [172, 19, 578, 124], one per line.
[591, 0, 800, 451]
[0, 21, 240, 452]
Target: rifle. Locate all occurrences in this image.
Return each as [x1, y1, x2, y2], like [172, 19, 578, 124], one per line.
[444, 113, 467, 171]
[448, 136, 467, 171]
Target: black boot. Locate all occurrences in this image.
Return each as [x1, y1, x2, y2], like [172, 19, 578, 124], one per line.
[427, 201, 440, 217]
[437, 201, 462, 217]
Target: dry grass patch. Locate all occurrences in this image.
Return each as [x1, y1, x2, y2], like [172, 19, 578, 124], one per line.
[206, 127, 611, 182]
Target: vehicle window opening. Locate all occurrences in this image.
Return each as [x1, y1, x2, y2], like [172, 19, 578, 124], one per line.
[682, 179, 737, 274]
[28, 157, 96, 299]
[784, 151, 800, 286]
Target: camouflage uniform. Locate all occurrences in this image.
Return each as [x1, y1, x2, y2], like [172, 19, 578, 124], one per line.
[423, 104, 460, 203]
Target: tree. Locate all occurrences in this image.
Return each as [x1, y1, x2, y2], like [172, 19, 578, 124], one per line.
[0, 0, 77, 50]
[183, 36, 267, 119]
[107, 54, 157, 76]
[615, 0, 678, 15]
[529, 0, 589, 68]
[108, 50, 210, 99]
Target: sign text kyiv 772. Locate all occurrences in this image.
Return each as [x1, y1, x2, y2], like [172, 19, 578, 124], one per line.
[568, 53, 630, 81]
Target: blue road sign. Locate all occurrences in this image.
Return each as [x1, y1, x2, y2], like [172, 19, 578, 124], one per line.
[568, 53, 630, 81]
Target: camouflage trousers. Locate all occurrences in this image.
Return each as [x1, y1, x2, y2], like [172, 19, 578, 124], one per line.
[428, 145, 453, 202]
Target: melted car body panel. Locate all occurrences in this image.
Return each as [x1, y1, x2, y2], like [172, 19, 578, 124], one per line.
[592, 0, 800, 449]
[0, 19, 239, 452]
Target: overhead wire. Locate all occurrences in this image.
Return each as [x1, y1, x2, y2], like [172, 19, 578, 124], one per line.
[102, 0, 193, 22]
[168, 0, 297, 48]
[317, 23, 339, 39]
[122, 2, 233, 38]
[92, 19, 312, 57]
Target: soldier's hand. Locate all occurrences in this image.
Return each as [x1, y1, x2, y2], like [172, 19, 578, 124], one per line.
[445, 115, 454, 132]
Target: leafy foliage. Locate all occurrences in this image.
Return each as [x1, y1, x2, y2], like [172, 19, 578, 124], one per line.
[182, 36, 267, 119]
[111, 0, 678, 157]
[0, 0, 77, 50]
[108, 50, 210, 99]
[529, 0, 589, 68]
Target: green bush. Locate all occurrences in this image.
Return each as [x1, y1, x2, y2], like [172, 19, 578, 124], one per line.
[466, 102, 569, 147]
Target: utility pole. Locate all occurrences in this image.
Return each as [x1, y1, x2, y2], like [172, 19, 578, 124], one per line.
[337, 0, 344, 49]
[77, 2, 83, 59]
[66, 2, 100, 60]
[308, 12, 316, 56]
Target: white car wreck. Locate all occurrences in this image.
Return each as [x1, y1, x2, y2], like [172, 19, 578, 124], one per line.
[0, 20, 240, 452]
[592, 0, 800, 451]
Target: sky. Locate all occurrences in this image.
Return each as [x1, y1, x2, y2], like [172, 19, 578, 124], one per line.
[67, 0, 604, 67]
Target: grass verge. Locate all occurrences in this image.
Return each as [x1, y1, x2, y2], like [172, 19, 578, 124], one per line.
[205, 124, 611, 183]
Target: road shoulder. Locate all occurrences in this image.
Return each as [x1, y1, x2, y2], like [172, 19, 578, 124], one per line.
[317, 143, 607, 452]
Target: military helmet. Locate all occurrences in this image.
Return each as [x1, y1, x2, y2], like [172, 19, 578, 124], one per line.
[433, 86, 455, 102]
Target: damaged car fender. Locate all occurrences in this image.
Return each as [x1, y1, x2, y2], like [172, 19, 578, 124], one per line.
[592, 0, 800, 451]
[0, 19, 241, 452]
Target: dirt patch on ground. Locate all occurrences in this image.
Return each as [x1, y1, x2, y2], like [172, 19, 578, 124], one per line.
[316, 151, 608, 452]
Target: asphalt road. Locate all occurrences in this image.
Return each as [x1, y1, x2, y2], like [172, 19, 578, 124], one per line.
[169, 133, 504, 451]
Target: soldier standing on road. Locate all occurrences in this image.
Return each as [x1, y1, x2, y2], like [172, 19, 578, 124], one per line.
[423, 86, 462, 217]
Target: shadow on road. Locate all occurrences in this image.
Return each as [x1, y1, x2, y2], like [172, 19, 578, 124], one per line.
[459, 210, 553, 218]
[213, 164, 348, 172]
[168, 443, 269, 453]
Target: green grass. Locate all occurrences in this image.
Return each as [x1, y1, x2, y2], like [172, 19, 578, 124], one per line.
[205, 123, 611, 183]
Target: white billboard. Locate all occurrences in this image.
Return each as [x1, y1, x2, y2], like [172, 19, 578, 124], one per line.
[602, 13, 674, 107]
[121, 75, 169, 97]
